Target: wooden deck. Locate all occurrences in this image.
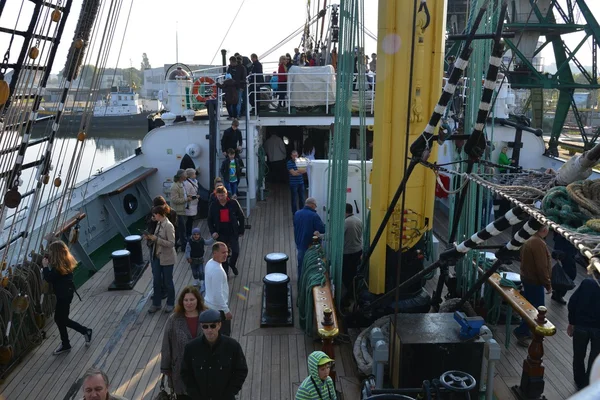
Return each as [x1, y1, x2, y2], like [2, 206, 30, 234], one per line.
[433, 204, 585, 400]
[0, 185, 361, 400]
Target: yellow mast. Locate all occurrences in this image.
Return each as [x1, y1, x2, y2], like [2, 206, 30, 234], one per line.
[369, 0, 447, 293]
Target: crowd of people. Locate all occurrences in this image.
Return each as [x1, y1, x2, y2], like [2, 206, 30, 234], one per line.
[219, 48, 377, 116]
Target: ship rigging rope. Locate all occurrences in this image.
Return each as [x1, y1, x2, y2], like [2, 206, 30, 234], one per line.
[258, 12, 322, 62]
[11, 4, 66, 257]
[0, 2, 66, 260]
[72, 0, 137, 228]
[425, 160, 600, 272]
[24, 0, 108, 249]
[50, 0, 129, 238]
[24, 0, 112, 246]
[208, 0, 246, 65]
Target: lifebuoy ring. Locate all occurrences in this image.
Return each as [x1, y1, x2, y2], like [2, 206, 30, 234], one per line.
[192, 77, 217, 103]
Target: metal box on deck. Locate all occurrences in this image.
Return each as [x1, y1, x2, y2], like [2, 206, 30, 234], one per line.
[390, 313, 484, 396]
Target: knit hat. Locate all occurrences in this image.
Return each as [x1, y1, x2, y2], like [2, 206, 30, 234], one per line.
[192, 228, 201, 235]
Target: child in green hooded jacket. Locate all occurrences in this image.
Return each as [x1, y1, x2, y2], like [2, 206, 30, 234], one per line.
[295, 351, 337, 399]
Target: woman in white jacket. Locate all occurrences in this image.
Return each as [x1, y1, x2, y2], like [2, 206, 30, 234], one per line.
[183, 168, 199, 239]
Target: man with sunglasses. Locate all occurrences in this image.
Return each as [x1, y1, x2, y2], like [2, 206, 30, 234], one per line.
[181, 309, 248, 400]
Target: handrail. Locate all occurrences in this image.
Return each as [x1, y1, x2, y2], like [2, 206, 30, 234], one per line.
[56, 212, 86, 236]
[104, 168, 158, 196]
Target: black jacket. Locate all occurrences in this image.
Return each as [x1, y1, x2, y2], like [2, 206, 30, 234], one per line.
[220, 157, 243, 183]
[180, 334, 248, 400]
[249, 60, 264, 84]
[226, 64, 247, 89]
[207, 199, 245, 237]
[42, 267, 75, 300]
[221, 127, 243, 154]
[568, 278, 600, 329]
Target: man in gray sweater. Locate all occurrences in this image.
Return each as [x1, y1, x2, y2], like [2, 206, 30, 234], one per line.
[342, 203, 363, 305]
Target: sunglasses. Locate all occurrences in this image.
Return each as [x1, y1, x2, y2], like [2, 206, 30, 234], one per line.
[202, 323, 218, 330]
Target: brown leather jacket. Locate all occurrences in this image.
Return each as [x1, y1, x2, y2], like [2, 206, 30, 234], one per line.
[520, 235, 551, 289]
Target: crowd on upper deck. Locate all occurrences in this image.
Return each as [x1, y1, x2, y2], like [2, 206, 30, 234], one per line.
[217, 48, 377, 117]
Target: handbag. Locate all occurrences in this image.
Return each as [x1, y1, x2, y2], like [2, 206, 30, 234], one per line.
[551, 261, 576, 292]
[154, 374, 175, 400]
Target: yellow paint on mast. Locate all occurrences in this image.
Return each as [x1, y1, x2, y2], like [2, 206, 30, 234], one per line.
[369, 0, 447, 294]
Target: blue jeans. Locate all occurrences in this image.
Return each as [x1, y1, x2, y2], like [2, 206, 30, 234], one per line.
[225, 180, 238, 197]
[151, 258, 175, 307]
[177, 214, 187, 249]
[236, 89, 244, 116]
[227, 103, 237, 118]
[190, 262, 204, 280]
[290, 183, 305, 214]
[514, 282, 545, 336]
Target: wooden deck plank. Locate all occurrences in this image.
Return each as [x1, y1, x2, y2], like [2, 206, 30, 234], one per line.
[279, 335, 291, 400]
[0, 185, 366, 400]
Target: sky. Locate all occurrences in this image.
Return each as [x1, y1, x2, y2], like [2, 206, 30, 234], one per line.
[0, 0, 598, 74]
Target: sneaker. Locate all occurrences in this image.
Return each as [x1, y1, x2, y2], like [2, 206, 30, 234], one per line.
[551, 295, 567, 305]
[193, 279, 200, 287]
[164, 305, 174, 313]
[231, 266, 239, 276]
[53, 343, 71, 355]
[84, 329, 92, 346]
[148, 305, 161, 314]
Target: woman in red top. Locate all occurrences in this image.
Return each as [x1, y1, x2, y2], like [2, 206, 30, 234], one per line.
[161, 286, 207, 399]
[277, 55, 288, 108]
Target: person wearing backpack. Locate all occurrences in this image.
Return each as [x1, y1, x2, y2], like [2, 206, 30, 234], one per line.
[42, 241, 92, 355]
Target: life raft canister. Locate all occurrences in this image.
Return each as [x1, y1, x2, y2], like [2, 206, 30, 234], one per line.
[192, 76, 217, 103]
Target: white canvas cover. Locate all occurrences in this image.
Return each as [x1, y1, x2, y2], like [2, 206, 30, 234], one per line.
[287, 65, 336, 107]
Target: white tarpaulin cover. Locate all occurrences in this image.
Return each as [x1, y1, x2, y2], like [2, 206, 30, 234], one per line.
[287, 65, 336, 107]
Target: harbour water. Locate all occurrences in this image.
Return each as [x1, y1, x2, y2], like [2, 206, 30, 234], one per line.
[1, 119, 148, 231]
[29, 117, 148, 188]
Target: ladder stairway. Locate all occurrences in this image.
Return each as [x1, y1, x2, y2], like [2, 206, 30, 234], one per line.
[216, 118, 251, 217]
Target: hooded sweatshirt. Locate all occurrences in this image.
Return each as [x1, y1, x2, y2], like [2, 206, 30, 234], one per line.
[295, 351, 337, 400]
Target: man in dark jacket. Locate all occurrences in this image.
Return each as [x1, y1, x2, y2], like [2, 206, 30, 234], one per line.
[207, 186, 245, 276]
[568, 271, 600, 390]
[293, 197, 325, 279]
[221, 119, 243, 157]
[249, 53, 264, 110]
[228, 56, 247, 118]
[181, 309, 248, 400]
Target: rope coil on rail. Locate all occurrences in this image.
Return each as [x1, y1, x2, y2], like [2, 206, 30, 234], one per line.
[542, 180, 600, 233]
[298, 244, 327, 336]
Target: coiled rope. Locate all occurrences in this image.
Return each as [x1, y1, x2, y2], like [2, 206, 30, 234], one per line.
[542, 180, 600, 233]
[297, 244, 327, 336]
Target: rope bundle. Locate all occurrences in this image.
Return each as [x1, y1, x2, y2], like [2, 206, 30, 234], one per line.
[297, 244, 327, 336]
[542, 180, 600, 233]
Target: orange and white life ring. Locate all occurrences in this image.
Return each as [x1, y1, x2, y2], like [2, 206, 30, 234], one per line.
[192, 76, 217, 103]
